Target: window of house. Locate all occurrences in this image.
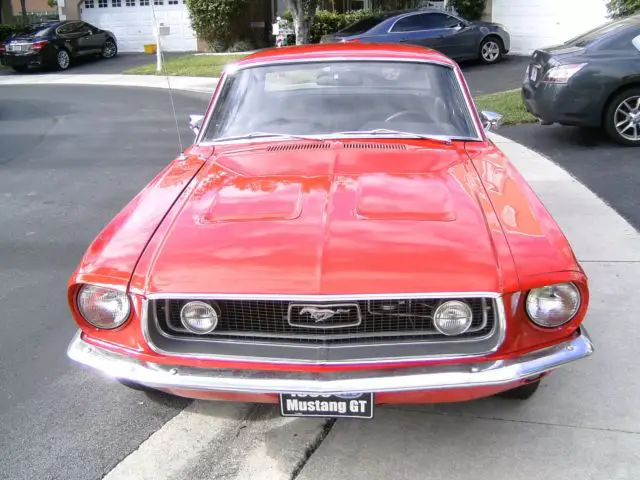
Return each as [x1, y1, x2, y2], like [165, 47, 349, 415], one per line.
[168, 0, 178, 4]
[153, 0, 163, 5]
[125, 0, 135, 5]
[140, 0, 149, 5]
[84, 0, 95, 8]
[112, 0, 121, 6]
[98, 0, 108, 7]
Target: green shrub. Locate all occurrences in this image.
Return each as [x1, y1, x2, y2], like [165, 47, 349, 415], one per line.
[0, 24, 20, 43]
[447, 0, 486, 21]
[606, 0, 640, 18]
[282, 9, 379, 44]
[184, 0, 249, 51]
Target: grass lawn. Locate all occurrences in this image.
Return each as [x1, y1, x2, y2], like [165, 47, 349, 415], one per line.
[474, 88, 537, 126]
[123, 53, 248, 77]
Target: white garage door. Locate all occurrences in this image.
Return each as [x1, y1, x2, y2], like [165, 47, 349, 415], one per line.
[81, 0, 197, 52]
[492, 0, 609, 55]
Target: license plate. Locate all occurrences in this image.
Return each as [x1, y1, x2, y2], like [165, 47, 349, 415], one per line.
[7, 44, 28, 52]
[280, 393, 374, 419]
[530, 65, 539, 82]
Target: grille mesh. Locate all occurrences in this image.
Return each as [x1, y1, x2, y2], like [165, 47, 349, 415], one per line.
[153, 297, 496, 345]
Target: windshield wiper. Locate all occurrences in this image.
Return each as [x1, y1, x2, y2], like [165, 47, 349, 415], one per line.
[334, 129, 453, 144]
[213, 132, 324, 142]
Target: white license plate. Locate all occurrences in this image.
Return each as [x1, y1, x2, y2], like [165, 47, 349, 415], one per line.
[8, 44, 29, 52]
[280, 393, 374, 419]
[530, 66, 540, 82]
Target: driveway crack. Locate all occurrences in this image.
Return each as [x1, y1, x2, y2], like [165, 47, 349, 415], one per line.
[290, 418, 337, 479]
[386, 407, 640, 435]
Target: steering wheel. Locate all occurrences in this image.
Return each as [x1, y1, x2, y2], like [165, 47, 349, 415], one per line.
[384, 110, 433, 123]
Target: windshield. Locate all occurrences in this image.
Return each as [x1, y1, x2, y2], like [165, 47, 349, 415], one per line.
[202, 61, 478, 142]
[14, 23, 55, 37]
[565, 18, 635, 47]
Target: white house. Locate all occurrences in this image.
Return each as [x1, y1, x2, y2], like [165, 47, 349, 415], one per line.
[483, 0, 610, 55]
[58, 0, 612, 55]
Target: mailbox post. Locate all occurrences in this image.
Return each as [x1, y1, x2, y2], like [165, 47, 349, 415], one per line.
[155, 23, 171, 73]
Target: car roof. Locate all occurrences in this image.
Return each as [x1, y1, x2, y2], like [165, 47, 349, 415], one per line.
[236, 43, 457, 69]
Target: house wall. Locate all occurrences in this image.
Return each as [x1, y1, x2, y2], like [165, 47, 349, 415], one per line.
[10, 0, 56, 14]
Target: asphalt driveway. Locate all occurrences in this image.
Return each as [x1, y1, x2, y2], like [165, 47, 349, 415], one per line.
[1, 51, 530, 95]
[499, 124, 640, 232]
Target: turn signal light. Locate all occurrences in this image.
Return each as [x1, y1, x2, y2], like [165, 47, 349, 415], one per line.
[31, 40, 49, 51]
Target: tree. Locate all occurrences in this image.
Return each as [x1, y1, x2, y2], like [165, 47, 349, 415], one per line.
[606, 0, 640, 18]
[286, 0, 319, 45]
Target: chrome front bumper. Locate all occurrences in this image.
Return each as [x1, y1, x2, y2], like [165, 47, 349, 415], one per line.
[67, 328, 594, 394]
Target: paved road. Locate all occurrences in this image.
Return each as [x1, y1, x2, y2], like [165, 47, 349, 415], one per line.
[499, 124, 640, 231]
[1, 51, 530, 95]
[0, 85, 208, 480]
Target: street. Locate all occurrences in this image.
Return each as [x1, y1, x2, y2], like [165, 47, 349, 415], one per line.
[1, 84, 640, 480]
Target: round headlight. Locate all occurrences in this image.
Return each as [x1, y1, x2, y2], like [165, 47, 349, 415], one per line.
[525, 283, 580, 328]
[180, 301, 218, 334]
[434, 300, 473, 336]
[77, 285, 131, 329]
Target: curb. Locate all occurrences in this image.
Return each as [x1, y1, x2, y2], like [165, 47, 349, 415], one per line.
[0, 73, 218, 94]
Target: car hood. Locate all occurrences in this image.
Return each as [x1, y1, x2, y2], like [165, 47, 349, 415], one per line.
[138, 142, 511, 296]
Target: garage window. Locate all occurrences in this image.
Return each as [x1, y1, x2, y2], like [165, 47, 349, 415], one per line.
[98, 0, 107, 7]
[84, 0, 94, 7]
[140, 0, 149, 4]
[125, 0, 134, 5]
[153, 0, 163, 4]
[111, 0, 121, 6]
[168, 0, 178, 4]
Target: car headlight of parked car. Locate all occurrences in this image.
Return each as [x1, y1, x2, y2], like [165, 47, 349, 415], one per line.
[77, 284, 131, 329]
[525, 283, 581, 328]
[542, 63, 587, 84]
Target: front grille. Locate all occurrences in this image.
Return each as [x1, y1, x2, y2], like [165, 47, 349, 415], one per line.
[152, 297, 496, 346]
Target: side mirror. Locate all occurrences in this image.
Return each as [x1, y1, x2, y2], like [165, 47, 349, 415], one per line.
[480, 110, 503, 131]
[189, 114, 204, 137]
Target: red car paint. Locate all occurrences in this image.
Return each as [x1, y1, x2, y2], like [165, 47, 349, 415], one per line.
[67, 44, 590, 404]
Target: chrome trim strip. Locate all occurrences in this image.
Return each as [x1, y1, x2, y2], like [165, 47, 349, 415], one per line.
[142, 296, 506, 364]
[67, 327, 594, 395]
[146, 292, 502, 301]
[195, 56, 484, 145]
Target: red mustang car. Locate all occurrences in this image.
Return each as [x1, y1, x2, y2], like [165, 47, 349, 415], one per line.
[67, 43, 594, 419]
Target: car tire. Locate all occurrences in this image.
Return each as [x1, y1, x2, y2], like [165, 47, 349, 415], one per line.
[101, 39, 117, 59]
[11, 66, 28, 73]
[479, 36, 503, 64]
[56, 49, 71, 71]
[496, 380, 541, 400]
[604, 87, 640, 146]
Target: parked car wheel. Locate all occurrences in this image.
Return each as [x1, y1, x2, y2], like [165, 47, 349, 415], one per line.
[496, 380, 541, 400]
[479, 36, 503, 64]
[101, 39, 117, 59]
[56, 49, 71, 70]
[604, 87, 640, 146]
[11, 65, 28, 73]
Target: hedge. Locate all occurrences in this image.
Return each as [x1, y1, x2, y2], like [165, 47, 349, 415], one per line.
[283, 9, 379, 44]
[0, 24, 20, 43]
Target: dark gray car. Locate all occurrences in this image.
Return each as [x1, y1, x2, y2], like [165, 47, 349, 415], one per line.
[522, 14, 640, 146]
[320, 9, 511, 64]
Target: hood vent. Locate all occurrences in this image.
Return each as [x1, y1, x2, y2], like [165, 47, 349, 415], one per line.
[343, 143, 407, 150]
[266, 143, 331, 152]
